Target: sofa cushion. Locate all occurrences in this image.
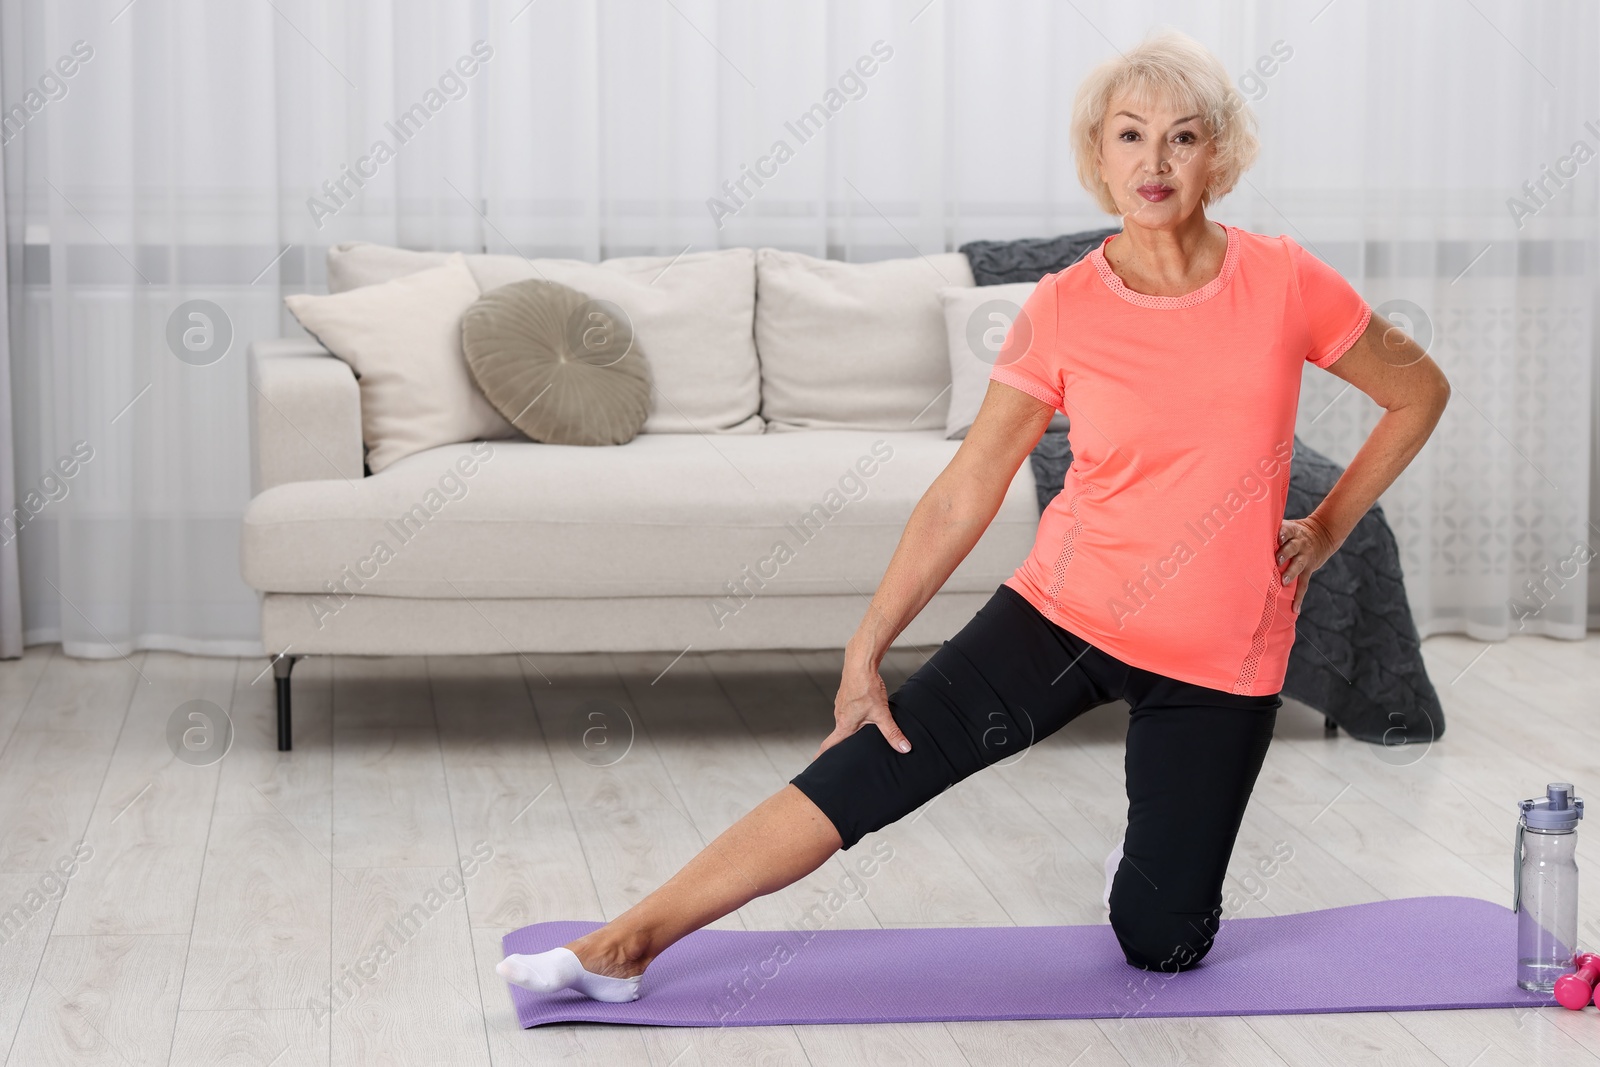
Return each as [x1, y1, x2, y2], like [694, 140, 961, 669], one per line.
[754, 249, 974, 431]
[326, 242, 762, 435]
[284, 254, 515, 473]
[240, 431, 1038, 608]
[461, 279, 652, 446]
[938, 281, 1040, 440]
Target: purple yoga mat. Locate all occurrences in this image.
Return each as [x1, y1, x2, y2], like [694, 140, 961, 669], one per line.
[501, 896, 1557, 1028]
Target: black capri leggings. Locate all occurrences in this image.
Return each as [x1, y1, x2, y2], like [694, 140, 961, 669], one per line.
[790, 583, 1279, 973]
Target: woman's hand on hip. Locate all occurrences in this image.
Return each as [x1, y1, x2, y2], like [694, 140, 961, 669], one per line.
[816, 662, 910, 759]
[1277, 516, 1341, 613]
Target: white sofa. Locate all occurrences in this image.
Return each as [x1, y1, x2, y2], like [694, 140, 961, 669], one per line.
[242, 244, 1042, 748]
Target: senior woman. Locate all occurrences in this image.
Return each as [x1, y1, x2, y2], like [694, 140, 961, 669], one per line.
[500, 29, 1450, 1000]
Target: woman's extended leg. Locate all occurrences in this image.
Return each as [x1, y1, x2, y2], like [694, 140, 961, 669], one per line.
[496, 785, 842, 999]
[496, 784, 839, 998]
[500, 584, 1121, 1000]
[581, 784, 841, 973]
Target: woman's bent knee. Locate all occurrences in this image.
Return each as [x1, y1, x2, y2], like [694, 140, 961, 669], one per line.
[1109, 907, 1221, 972]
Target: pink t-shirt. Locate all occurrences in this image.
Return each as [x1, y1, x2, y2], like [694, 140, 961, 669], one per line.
[989, 222, 1371, 695]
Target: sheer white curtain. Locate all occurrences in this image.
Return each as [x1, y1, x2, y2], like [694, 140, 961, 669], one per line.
[2, 0, 1594, 657]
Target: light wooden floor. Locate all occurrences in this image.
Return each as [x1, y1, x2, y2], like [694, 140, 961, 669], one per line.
[0, 632, 1596, 1066]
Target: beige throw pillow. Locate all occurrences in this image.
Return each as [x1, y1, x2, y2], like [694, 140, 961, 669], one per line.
[326, 243, 762, 435]
[754, 249, 974, 431]
[461, 280, 652, 446]
[284, 253, 513, 473]
[939, 282, 1042, 439]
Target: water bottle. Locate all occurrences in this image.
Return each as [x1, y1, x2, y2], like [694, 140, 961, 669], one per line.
[1515, 782, 1583, 992]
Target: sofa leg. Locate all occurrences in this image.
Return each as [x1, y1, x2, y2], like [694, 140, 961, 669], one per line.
[273, 654, 302, 751]
[1324, 716, 1338, 735]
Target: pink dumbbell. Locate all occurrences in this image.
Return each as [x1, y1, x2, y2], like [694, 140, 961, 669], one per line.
[1554, 952, 1600, 1010]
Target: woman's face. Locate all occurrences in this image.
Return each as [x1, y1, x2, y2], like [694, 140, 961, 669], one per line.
[1096, 88, 1214, 228]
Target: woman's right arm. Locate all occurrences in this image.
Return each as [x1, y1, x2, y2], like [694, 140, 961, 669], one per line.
[816, 379, 1056, 758]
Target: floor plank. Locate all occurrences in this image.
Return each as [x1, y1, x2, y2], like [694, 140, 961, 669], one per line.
[0, 873, 64, 1057]
[168, 1008, 327, 1067]
[946, 1018, 1131, 1066]
[52, 653, 234, 937]
[181, 655, 334, 1012]
[1243, 1011, 1448, 1066]
[430, 655, 600, 931]
[1098, 1015, 1291, 1066]
[8, 933, 187, 1066]
[328, 866, 489, 1066]
[1393, 1007, 1600, 1066]
[0, 655, 140, 874]
[0, 646, 52, 755]
[794, 1019, 977, 1066]
[331, 721, 457, 869]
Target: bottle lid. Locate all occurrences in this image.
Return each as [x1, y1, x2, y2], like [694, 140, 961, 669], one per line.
[1520, 782, 1584, 831]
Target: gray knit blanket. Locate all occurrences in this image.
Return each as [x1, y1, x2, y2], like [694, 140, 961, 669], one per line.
[961, 233, 1444, 745]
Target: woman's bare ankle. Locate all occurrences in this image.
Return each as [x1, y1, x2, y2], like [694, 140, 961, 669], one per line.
[565, 928, 652, 979]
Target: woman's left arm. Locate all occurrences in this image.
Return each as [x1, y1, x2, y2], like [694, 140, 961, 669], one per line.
[1277, 312, 1452, 612]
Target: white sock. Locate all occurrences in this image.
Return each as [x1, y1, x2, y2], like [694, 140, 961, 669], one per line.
[1103, 835, 1124, 909]
[496, 947, 642, 1003]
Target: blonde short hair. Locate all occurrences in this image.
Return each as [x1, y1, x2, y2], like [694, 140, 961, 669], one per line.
[1071, 29, 1260, 216]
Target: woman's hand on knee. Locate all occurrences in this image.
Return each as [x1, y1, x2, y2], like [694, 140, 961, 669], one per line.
[816, 664, 911, 758]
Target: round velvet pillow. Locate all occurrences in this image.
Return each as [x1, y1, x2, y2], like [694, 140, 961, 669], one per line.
[461, 279, 652, 446]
